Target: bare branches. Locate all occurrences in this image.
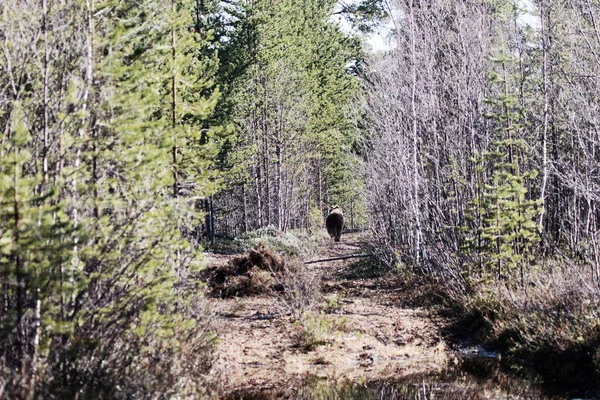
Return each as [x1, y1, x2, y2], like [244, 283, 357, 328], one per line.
[364, 0, 600, 289]
[304, 253, 372, 265]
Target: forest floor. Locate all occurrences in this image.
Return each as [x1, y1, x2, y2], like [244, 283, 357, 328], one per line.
[204, 232, 550, 399]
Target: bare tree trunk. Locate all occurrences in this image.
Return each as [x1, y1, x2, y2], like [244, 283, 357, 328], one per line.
[350, 197, 354, 230]
[255, 160, 262, 227]
[318, 165, 323, 214]
[276, 140, 282, 231]
[171, 0, 178, 198]
[242, 184, 248, 233]
[264, 124, 271, 227]
[210, 195, 215, 243]
[27, 297, 41, 400]
[13, 144, 24, 366]
[539, 1, 550, 230]
[41, 0, 49, 192]
[32, 0, 50, 386]
[204, 198, 212, 241]
[409, 0, 421, 264]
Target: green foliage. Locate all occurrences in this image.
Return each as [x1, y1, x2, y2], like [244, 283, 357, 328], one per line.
[236, 228, 321, 257]
[338, 0, 389, 33]
[0, 0, 223, 396]
[310, 205, 325, 233]
[0, 102, 78, 363]
[294, 311, 332, 352]
[60, 1, 224, 394]
[463, 46, 541, 286]
[219, 0, 366, 231]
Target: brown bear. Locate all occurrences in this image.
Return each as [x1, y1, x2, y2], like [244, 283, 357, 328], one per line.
[325, 205, 344, 242]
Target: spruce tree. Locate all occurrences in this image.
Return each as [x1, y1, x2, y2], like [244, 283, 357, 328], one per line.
[464, 37, 541, 287]
[59, 0, 224, 390]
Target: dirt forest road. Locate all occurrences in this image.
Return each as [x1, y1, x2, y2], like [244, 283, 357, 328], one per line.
[207, 232, 457, 398]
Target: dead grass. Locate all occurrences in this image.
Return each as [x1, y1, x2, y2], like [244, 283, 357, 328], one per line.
[456, 260, 600, 388]
[202, 246, 320, 319]
[203, 246, 287, 297]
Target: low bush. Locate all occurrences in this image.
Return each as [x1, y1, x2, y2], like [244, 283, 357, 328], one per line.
[368, 231, 600, 389]
[293, 312, 332, 352]
[452, 259, 600, 387]
[208, 227, 327, 258]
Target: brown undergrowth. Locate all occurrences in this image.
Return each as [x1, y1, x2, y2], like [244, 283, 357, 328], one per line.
[434, 258, 600, 395]
[207, 233, 463, 398]
[202, 246, 320, 317]
[203, 246, 287, 298]
[207, 231, 590, 399]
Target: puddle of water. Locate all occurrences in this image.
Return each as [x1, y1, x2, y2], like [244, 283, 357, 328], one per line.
[292, 374, 553, 400]
[227, 353, 600, 400]
[459, 345, 501, 360]
[229, 376, 549, 399]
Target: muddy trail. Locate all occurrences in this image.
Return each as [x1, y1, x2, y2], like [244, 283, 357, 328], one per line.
[205, 233, 563, 399]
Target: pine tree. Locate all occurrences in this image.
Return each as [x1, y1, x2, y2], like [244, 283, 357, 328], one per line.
[464, 35, 541, 287]
[0, 101, 77, 384]
[51, 0, 223, 394]
[0, 0, 224, 394]
[215, 0, 365, 233]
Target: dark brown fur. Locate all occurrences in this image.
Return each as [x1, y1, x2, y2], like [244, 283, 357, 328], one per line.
[325, 206, 344, 242]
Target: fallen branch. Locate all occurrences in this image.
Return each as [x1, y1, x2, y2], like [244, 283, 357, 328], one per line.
[304, 254, 372, 265]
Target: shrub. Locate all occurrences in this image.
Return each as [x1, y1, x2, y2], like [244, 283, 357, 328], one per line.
[459, 259, 600, 386]
[293, 312, 332, 352]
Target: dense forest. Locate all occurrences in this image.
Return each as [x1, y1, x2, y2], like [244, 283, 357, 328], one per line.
[1, 0, 600, 397]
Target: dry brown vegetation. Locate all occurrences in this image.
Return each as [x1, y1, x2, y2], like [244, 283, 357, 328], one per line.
[203, 232, 563, 399]
[202, 246, 319, 314]
[459, 262, 600, 387]
[204, 247, 287, 297]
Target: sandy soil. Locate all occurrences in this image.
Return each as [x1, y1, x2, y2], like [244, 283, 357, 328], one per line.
[206, 232, 454, 397]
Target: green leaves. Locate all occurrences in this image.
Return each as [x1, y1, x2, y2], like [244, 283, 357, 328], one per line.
[0, 100, 79, 366]
[338, 0, 389, 33]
